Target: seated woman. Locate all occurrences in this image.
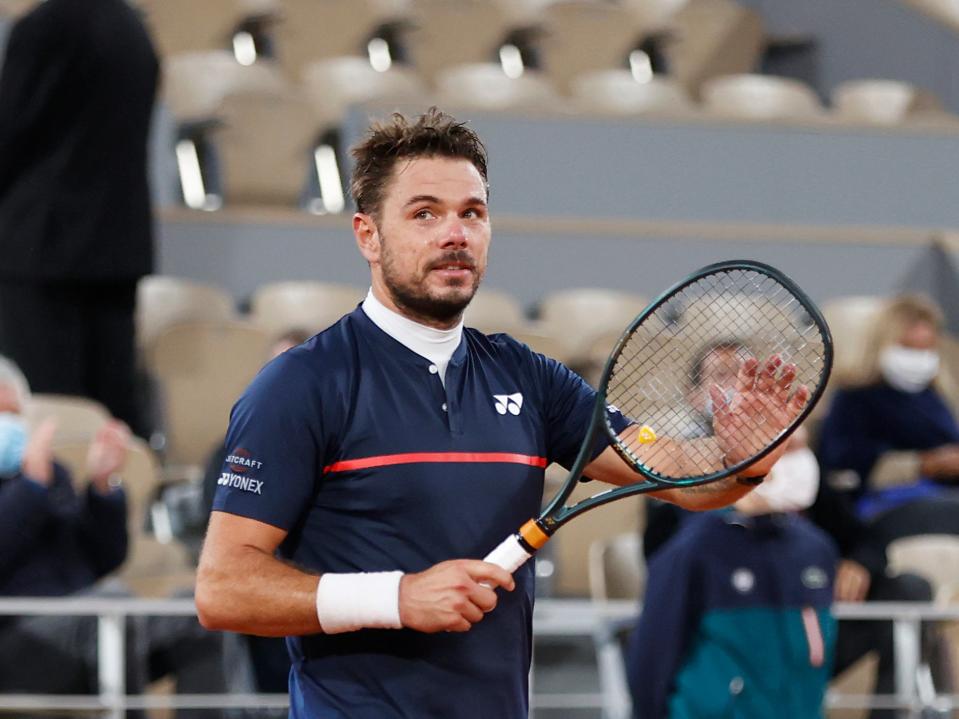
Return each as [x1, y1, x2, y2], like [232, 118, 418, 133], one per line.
[818, 294, 959, 539]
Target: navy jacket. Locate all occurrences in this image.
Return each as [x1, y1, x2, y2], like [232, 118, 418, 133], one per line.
[627, 512, 838, 719]
[0, 464, 127, 597]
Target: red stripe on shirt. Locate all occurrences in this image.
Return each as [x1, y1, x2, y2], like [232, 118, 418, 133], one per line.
[323, 452, 549, 474]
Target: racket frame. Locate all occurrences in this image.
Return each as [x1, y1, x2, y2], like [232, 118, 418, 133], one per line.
[535, 259, 833, 536]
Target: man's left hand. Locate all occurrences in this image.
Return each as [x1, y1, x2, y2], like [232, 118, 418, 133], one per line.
[711, 354, 809, 477]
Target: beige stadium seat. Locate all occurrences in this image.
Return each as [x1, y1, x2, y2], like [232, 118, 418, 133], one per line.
[666, 0, 764, 97]
[275, 0, 412, 80]
[537, 288, 649, 365]
[216, 89, 317, 206]
[463, 289, 527, 334]
[136, 276, 236, 351]
[820, 296, 886, 388]
[551, 479, 644, 596]
[250, 281, 365, 338]
[622, 0, 691, 34]
[163, 51, 287, 123]
[569, 70, 692, 116]
[435, 63, 559, 111]
[540, 0, 643, 95]
[832, 79, 944, 126]
[140, 0, 279, 56]
[52, 438, 195, 596]
[510, 329, 574, 366]
[302, 56, 429, 131]
[408, 0, 540, 83]
[147, 321, 273, 469]
[701, 73, 822, 120]
[26, 394, 112, 442]
[888, 535, 959, 604]
[589, 532, 645, 601]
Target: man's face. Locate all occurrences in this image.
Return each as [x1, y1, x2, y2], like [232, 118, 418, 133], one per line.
[354, 156, 490, 327]
[689, 346, 743, 416]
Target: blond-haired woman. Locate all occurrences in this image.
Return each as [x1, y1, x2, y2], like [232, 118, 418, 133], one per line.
[819, 294, 959, 522]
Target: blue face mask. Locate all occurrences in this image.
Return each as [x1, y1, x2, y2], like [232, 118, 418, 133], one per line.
[0, 413, 27, 477]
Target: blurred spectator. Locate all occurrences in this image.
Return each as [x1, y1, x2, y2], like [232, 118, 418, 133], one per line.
[0, 0, 158, 435]
[818, 294, 959, 540]
[629, 341, 838, 718]
[627, 445, 837, 719]
[0, 355, 226, 717]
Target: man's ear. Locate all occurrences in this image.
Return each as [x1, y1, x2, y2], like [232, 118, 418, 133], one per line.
[354, 213, 380, 263]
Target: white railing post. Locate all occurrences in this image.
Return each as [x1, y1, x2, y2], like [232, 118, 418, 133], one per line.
[98, 611, 125, 719]
[893, 615, 921, 719]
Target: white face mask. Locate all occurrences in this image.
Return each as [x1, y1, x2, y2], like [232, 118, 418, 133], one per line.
[752, 447, 820, 513]
[879, 345, 939, 393]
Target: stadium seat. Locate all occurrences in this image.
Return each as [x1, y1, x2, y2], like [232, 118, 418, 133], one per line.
[569, 70, 693, 115]
[666, 0, 765, 97]
[701, 73, 822, 120]
[52, 437, 196, 596]
[832, 79, 945, 125]
[435, 62, 560, 111]
[588, 532, 646, 601]
[551, 480, 644, 596]
[26, 394, 112, 441]
[250, 281, 366, 338]
[163, 51, 287, 123]
[136, 276, 237, 351]
[139, 0, 280, 57]
[463, 288, 528, 334]
[537, 288, 649, 366]
[216, 89, 317, 206]
[407, 0, 541, 83]
[510, 329, 575, 366]
[146, 321, 272, 470]
[888, 535, 959, 604]
[820, 296, 887, 388]
[275, 0, 413, 80]
[301, 56, 429, 131]
[622, 0, 691, 34]
[539, 0, 643, 94]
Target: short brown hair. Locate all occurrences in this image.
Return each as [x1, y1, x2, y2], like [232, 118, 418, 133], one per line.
[349, 107, 489, 218]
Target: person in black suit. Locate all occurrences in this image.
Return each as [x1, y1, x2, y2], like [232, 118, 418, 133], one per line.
[0, 0, 158, 435]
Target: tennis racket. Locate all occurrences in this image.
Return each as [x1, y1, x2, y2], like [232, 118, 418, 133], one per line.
[484, 259, 833, 573]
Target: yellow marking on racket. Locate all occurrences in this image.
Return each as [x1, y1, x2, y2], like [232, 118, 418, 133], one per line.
[637, 425, 658, 444]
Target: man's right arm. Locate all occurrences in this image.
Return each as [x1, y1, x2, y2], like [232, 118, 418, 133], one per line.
[196, 511, 515, 636]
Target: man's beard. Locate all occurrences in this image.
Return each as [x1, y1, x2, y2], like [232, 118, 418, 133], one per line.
[379, 235, 483, 325]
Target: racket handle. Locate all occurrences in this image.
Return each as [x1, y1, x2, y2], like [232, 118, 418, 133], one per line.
[484, 519, 552, 574]
[484, 534, 533, 574]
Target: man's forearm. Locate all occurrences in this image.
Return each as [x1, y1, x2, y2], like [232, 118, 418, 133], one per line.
[196, 544, 323, 637]
[650, 476, 753, 511]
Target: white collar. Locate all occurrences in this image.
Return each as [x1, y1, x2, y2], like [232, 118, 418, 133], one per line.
[361, 289, 463, 384]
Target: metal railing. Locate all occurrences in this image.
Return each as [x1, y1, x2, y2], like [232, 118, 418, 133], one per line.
[0, 597, 957, 718]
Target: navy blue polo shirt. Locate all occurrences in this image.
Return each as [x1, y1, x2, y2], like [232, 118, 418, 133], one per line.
[213, 306, 629, 719]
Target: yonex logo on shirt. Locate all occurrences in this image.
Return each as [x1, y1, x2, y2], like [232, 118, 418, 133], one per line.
[218, 472, 264, 495]
[493, 393, 523, 416]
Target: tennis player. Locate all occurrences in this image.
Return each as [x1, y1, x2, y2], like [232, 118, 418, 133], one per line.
[196, 108, 792, 718]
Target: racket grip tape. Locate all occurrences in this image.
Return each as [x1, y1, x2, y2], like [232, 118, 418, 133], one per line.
[483, 519, 550, 574]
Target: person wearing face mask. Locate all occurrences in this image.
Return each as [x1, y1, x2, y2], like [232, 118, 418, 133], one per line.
[0, 356, 230, 717]
[818, 294, 959, 534]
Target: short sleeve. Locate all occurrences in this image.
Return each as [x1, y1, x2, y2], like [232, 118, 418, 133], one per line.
[212, 353, 329, 531]
[533, 352, 630, 469]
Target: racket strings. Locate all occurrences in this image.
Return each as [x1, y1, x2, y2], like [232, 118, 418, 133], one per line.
[605, 268, 828, 480]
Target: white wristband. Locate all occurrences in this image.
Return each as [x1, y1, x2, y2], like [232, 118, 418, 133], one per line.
[315, 571, 404, 634]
